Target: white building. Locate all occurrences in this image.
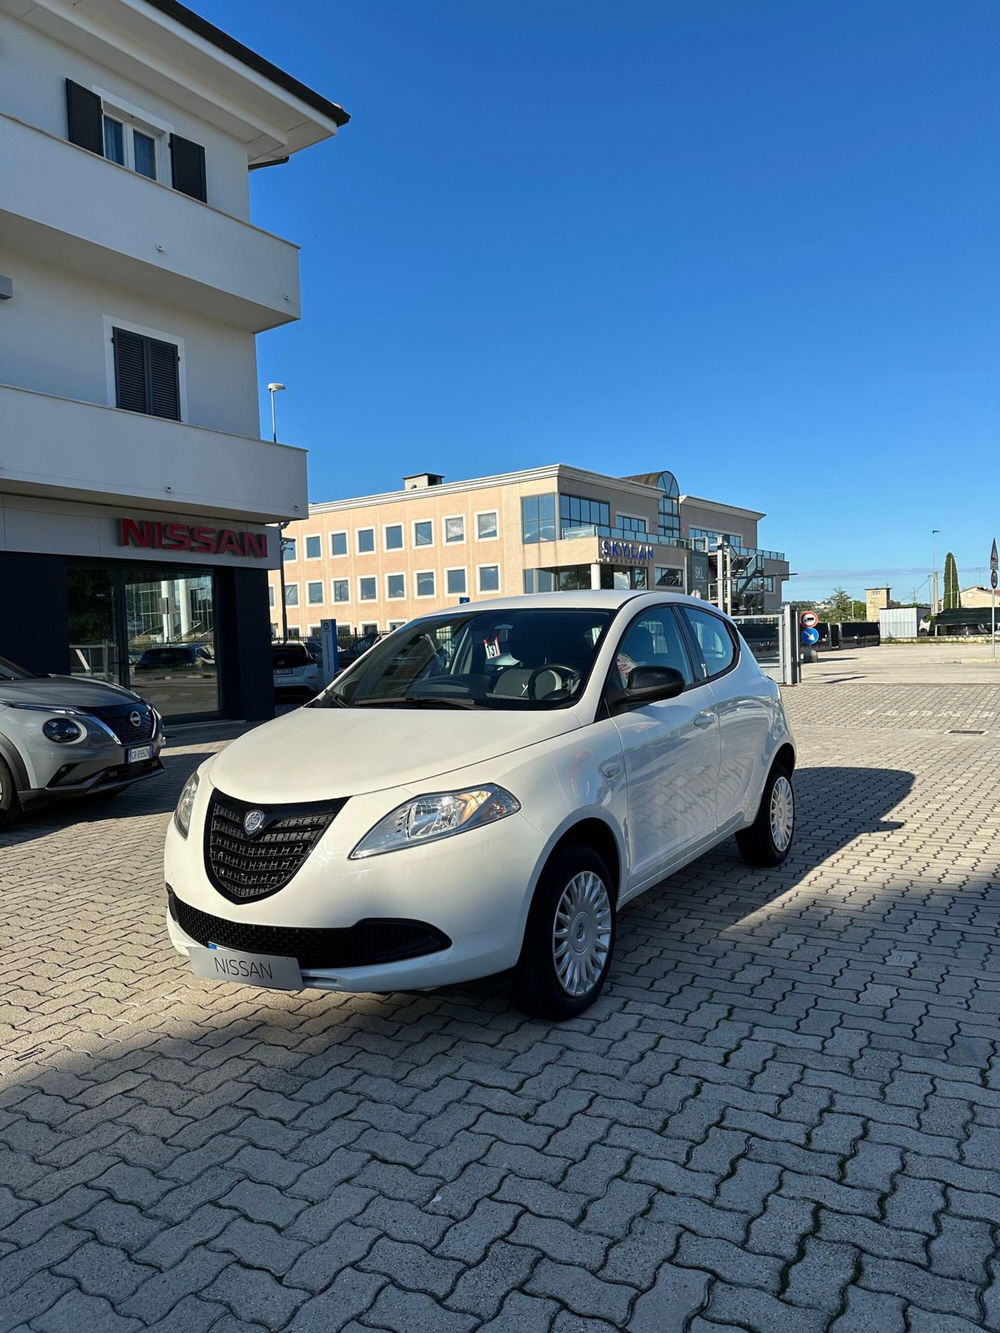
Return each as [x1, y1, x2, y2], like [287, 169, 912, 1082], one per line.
[0, 0, 347, 719]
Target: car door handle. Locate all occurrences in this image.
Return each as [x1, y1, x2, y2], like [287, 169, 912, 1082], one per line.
[600, 762, 623, 779]
[693, 711, 718, 728]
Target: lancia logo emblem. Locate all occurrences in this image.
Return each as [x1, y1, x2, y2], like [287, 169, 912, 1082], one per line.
[129, 710, 142, 728]
[243, 810, 266, 837]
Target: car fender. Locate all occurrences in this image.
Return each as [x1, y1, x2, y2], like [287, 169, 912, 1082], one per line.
[0, 728, 32, 794]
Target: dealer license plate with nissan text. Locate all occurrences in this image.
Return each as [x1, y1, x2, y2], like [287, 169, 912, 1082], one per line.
[187, 945, 303, 989]
[128, 744, 154, 763]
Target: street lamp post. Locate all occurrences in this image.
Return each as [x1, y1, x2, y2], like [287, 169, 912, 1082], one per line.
[931, 529, 940, 615]
[267, 382, 286, 444]
[265, 382, 287, 639]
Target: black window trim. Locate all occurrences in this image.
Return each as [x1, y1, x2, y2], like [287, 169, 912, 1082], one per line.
[676, 605, 741, 686]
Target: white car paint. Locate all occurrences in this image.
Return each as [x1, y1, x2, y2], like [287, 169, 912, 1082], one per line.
[166, 591, 795, 998]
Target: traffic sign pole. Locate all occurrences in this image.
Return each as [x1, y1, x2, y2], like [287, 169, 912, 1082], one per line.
[990, 538, 998, 661]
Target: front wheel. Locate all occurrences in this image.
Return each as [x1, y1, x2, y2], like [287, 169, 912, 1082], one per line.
[510, 844, 616, 1020]
[736, 763, 795, 867]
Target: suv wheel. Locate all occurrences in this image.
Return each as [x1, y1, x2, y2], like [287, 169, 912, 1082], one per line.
[736, 763, 795, 867]
[0, 755, 20, 827]
[511, 844, 616, 1020]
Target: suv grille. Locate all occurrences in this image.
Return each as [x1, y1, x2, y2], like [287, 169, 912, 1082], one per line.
[205, 790, 345, 903]
[168, 890, 451, 970]
[87, 703, 156, 744]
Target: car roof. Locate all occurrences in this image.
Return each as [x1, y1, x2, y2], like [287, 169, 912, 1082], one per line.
[405, 590, 729, 619]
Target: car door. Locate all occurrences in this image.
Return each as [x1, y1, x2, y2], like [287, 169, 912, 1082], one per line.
[609, 604, 722, 894]
[678, 607, 767, 830]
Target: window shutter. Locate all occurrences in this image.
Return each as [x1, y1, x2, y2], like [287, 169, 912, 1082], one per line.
[65, 79, 103, 155]
[169, 134, 207, 202]
[113, 328, 147, 413]
[147, 338, 181, 420]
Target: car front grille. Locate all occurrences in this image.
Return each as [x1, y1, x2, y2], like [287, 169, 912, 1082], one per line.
[168, 889, 451, 970]
[87, 703, 157, 744]
[204, 789, 345, 903]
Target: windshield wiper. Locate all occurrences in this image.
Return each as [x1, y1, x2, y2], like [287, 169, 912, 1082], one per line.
[309, 692, 351, 708]
[350, 694, 479, 709]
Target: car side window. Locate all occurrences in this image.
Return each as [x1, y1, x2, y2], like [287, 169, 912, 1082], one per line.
[612, 607, 696, 690]
[681, 608, 737, 680]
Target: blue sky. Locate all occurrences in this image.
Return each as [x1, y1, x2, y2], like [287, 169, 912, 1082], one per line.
[203, 0, 998, 603]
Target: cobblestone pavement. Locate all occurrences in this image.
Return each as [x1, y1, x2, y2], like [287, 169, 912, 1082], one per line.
[2, 682, 1000, 1332]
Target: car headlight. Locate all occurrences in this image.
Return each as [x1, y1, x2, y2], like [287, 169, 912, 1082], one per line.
[42, 717, 84, 743]
[350, 785, 520, 859]
[174, 772, 199, 838]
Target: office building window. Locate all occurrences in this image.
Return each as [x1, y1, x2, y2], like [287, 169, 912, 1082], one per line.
[359, 577, 377, 601]
[386, 574, 405, 599]
[414, 520, 433, 546]
[478, 565, 500, 593]
[305, 535, 321, 559]
[332, 579, 350, 602]
[416, 571, 435, 597]
[476, 511, 498, 540]
[385, 524, 403, 551]
[655, 567, 684, 587]
[307, 581, 323, 604]
[559, 494, 610, 536]
[284, 583, 299, 606]
[267, 585, 275, 607]
[521, 494, 556, 543]
[617, 515, 648, 536]
[444, 516, 465, 544]
[359, 622, 378, 636]
[523, 569, 558, 594]
[388, 620, 406, 631]
[283, 536, 297, 561]
[331, 531, 347, 556]
[446, 568, 467, 595]
[357, 528, 375, 554]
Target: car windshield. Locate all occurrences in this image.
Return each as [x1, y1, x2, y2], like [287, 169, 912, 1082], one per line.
[314, 607, 614, 710]
[273, 646, 312, 668]
[0, 655, 35, 681]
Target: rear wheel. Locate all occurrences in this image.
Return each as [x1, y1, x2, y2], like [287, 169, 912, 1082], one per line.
[736, 763, 794, 867]
[0, 756, 21, 828]
[511, 844, 616, 1020]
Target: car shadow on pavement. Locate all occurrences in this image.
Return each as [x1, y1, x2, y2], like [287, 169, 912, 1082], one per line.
[0, 749, 215, 849]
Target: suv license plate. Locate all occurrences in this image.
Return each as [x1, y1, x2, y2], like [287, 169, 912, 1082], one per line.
[128, 744, 154, 763]
[275, 668, 295, 676]
[187, 945, 302, 989]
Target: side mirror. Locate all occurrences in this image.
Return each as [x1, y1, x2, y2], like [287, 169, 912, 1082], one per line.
[608, 665, 686, 714]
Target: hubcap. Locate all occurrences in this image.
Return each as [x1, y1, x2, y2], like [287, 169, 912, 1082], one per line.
[769, 775, 794, 851]
[552, 870, 612, 997]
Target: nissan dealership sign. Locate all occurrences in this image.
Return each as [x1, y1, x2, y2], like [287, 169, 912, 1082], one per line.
[117, 517, 269, 559]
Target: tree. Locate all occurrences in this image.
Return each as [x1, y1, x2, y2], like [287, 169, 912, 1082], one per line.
[826, 587, 855, 622]
[943, 552, 962, 610]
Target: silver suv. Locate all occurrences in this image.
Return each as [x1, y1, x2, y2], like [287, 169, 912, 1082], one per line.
[0, 654, 164, 824]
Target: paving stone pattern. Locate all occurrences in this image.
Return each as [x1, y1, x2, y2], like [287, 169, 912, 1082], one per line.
[1, 684, 999, 1332]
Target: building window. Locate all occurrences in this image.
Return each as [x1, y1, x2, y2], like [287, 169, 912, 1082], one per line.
[524, 569, 556, 594]
[111, 326, 180, 420]
[331, 531, 347, 556]
[559, 494, 610, 537]
[618, 515, 648, 536]
[307, 581, 324, 605]
[282, 536, 297, 562]
[444, 516, 465, 544]
[476, 511, 499, 540]
[305, 535, 321, 559]
[287, 626, 300, 639]
[478, 565, 500, 593]
[655, 567, 684, 587]
[332, 579, 350, 602]
[386, 574, 405, 599]
[357, 528, 375, 554]
[446, 568, 467, 595]
[413, 520, 434, 547]
[521, 494, 556, 544]
[285, 583, 299, 606]
[416, 571, 436, 597]
[309, 624, 322, 637]
[102, 114, 160, 179]
[359, 577, 377, 601]
[360, 622, 378, 636]
[385, 524, 404, 551]
[268, 585, 275, 607]
[387, 620, 406, 631]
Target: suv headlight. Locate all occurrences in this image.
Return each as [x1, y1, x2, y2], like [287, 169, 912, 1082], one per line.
[42, 717, 84, 743]
[350, 785, 520, 859]
[174, 772, 199, 838]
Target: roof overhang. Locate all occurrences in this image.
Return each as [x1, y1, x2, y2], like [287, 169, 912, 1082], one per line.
[1, 0, 348, 164]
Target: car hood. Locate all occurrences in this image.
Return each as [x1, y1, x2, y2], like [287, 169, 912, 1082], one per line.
[207, 705, 584, 801]
[0, 676, 142, 708]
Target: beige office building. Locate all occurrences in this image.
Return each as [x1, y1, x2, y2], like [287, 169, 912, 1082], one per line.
[268, 465, 790, 641]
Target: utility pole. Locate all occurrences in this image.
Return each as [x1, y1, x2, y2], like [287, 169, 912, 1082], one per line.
[931, 529, 940, 615]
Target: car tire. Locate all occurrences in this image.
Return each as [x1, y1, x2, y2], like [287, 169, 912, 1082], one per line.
[511, 844, 616, 1020]
[0, 755, 21, 827]
[736, 763, 795, 867]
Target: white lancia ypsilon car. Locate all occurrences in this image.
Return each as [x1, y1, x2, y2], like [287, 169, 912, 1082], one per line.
[165, 592, 795, 1018]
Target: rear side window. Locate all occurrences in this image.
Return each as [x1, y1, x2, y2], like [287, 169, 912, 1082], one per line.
[681, 608, 737, 680]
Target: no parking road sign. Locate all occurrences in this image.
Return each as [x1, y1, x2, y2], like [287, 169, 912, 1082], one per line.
[800, 611, 819, 629]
